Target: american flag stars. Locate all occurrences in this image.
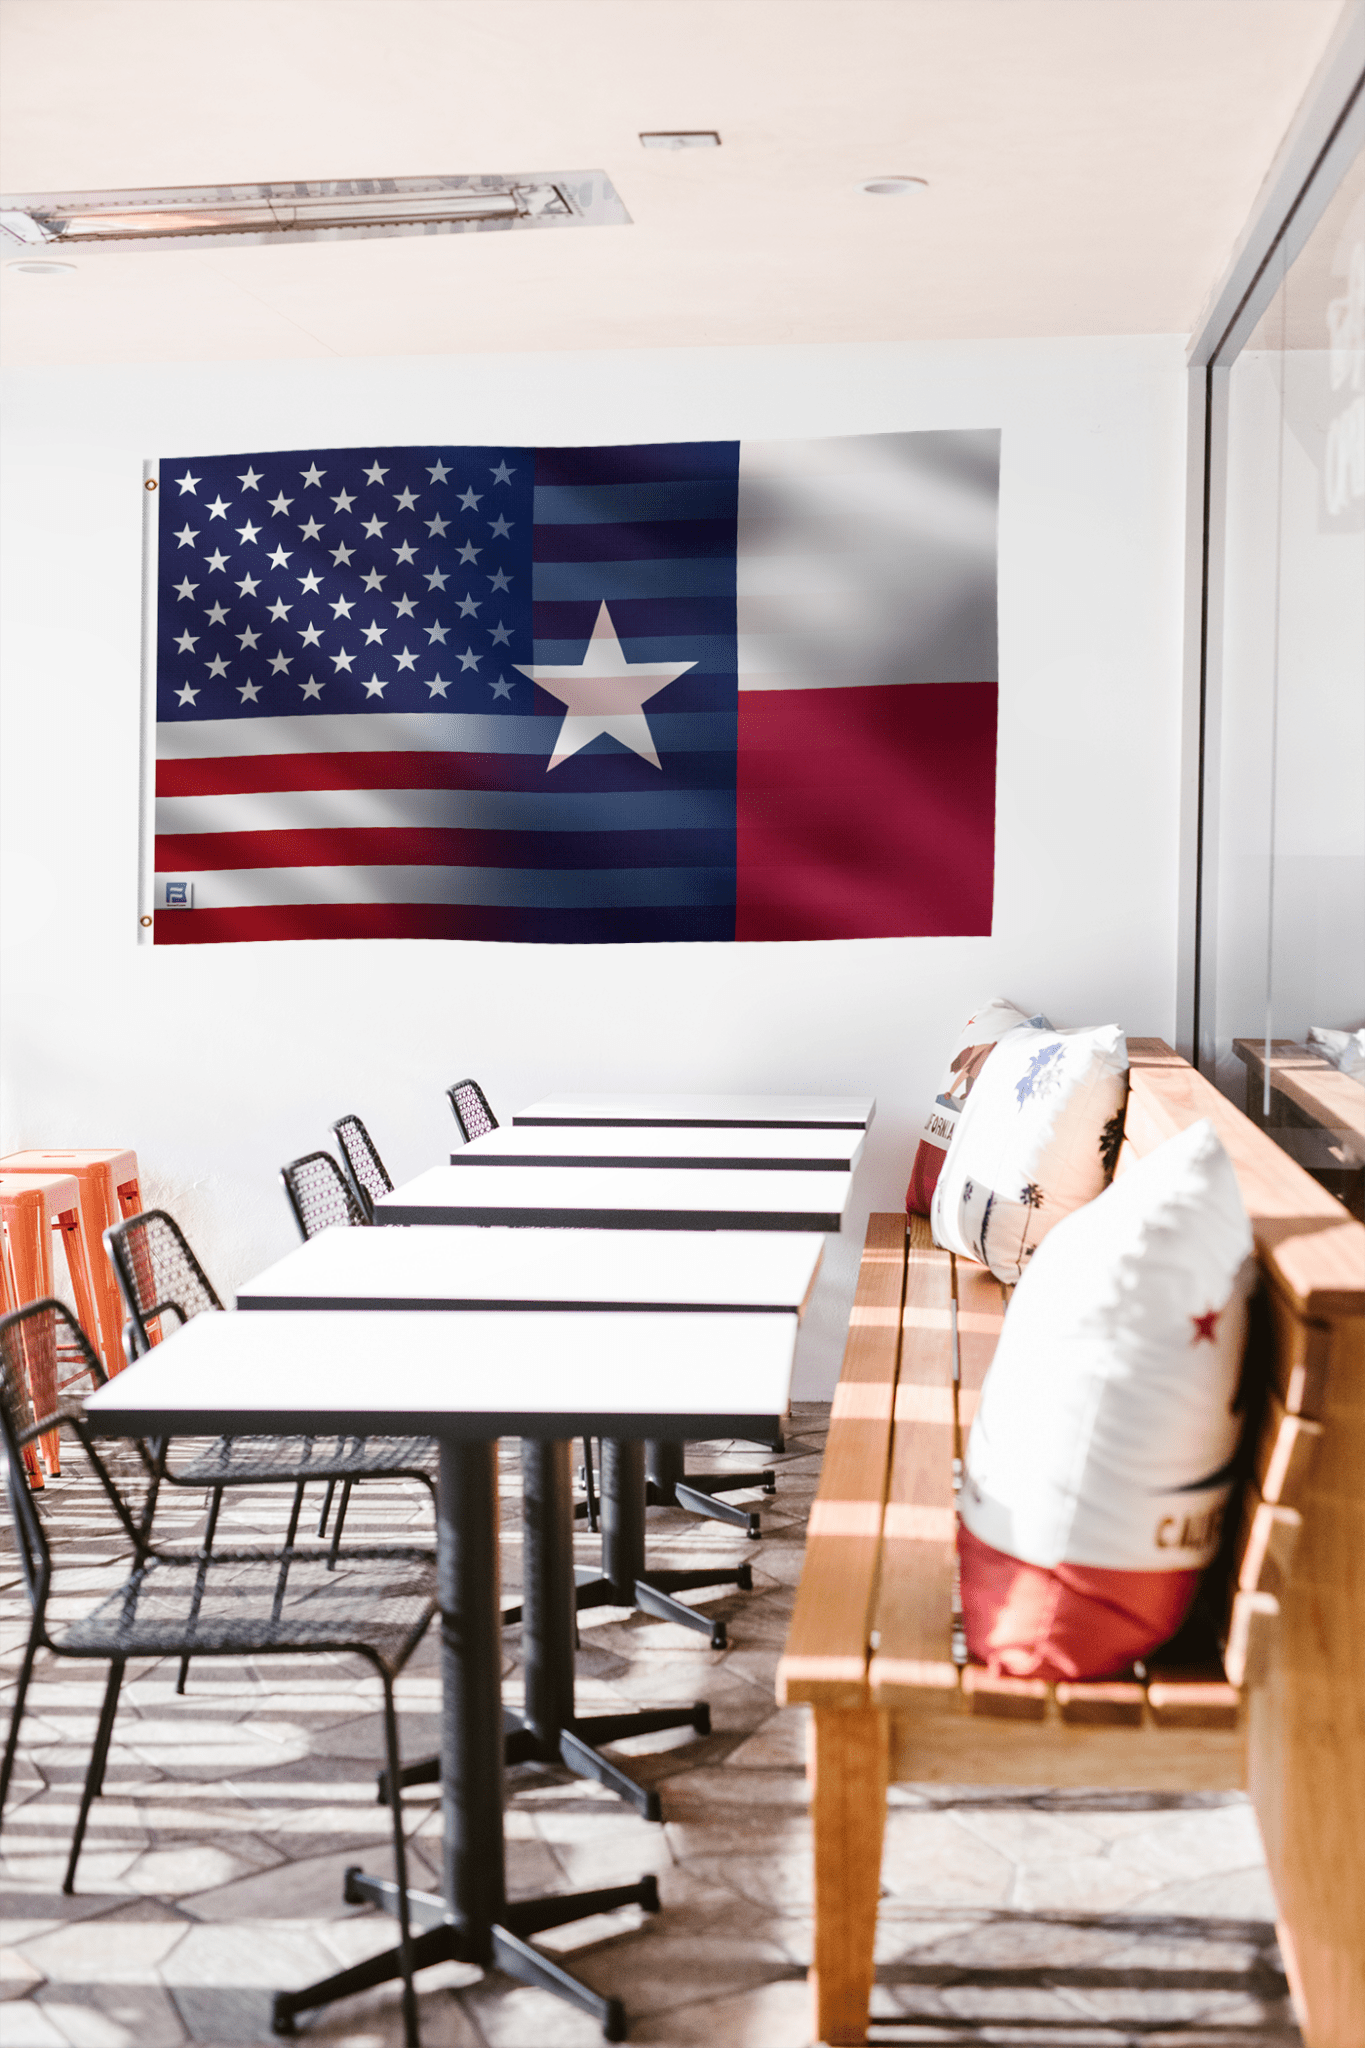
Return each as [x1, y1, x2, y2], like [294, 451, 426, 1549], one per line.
[157, 444, 533, 721]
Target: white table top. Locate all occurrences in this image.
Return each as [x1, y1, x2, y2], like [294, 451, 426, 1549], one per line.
[511, 1091, 875, 1131]
[374, 1164, 853, 1232]
[237, 1226, 824, 1315]
[456, 1125, 866, 1172]
[83, 1309, 797, 1441]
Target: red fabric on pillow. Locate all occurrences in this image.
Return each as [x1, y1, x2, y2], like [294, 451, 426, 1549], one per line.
[957, 1523, 1200, 1682]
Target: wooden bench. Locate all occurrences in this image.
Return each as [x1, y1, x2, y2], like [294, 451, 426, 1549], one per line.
[1234, 1036, 1365, 1221]
[779, 1039, 1365, 2047]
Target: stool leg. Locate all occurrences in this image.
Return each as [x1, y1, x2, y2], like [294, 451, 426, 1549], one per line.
[54, 1208, 106, 1385]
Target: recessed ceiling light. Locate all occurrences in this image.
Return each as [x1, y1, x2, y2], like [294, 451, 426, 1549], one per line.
[640, 132, 720, 150]
[0, 174, 631, 255]
[5, 259, 76, 274]
[859, 176, 928, 197]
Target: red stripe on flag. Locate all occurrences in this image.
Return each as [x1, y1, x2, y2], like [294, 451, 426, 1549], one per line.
[735, 680, 996, 940]
[150, 904, 729, 945]
[155, 752, 539, 797]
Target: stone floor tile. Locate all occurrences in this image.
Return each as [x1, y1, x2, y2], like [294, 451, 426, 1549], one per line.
[33, 1981, 188, 2048]
[121, 1845, 278, 1902]
[575, 1919, 805, 2018]
[659, 1764, 809, 1813]
[178, 1845, 376, 1922]
[158, 1919, 349, 2002]
[0, 1997, 71, 2046]
[17, 1915, 191, 1984]
[720, 1708, 806, 1769]
[628, 1974, 815, 2044]
[1131, 1866, 1282, 1921]
[2, 1944, 48, 1998]
[879, 1808, 1018, 1908]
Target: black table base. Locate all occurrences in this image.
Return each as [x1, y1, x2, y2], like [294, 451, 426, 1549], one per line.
[280, 1441, 658, 2044]
[271, 1867, 657, 2043]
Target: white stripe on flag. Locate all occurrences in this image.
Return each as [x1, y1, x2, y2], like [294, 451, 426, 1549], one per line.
[154, 866, 734, 910]
[735, 430, 999, 690]
[156, 713, 554, 760]
[155, 788, 731, 835]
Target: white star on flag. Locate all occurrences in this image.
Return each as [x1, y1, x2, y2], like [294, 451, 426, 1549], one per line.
[514, 601, 696, 772]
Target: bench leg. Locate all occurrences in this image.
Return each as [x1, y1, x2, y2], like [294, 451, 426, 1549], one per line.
[808, 1706, 888, 2045]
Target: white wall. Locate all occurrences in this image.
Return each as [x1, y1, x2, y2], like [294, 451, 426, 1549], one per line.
[0, 334, 1188, 1395]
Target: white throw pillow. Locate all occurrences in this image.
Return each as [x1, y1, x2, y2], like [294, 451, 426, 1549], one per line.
[905, 998, 1048, 1216]
[931, 1023, 1129, 1282]
[1307, 1025, 1365, 1082]
[960, 1118, 1256, 1572]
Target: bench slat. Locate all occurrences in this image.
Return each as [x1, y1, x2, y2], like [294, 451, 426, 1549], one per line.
[953, 1256, 1008, 1449]
[778, 1211, 907, 1708]
[868, 1226, 958, 1705]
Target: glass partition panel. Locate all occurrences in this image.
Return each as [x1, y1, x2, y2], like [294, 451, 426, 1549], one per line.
[1211, 143, 1364, 1217]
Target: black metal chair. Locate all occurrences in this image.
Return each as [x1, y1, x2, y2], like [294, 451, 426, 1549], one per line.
[446, 1079, 498, 1143]
[332, 1113, 394, 1223]
[0, 1300, 431, 2047]
[103, 1208, 437, 1689]
[281, 1148, 368, 1235]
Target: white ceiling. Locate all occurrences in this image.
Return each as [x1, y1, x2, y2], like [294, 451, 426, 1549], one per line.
[0, 0, 1348, 368]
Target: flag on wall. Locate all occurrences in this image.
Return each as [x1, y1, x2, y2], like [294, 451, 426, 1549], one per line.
[150, 431, 999, 944]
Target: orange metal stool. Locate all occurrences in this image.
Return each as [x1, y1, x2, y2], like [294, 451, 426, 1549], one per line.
[0, 1172, 105, 1474]
[0, 1150, 142, 1377]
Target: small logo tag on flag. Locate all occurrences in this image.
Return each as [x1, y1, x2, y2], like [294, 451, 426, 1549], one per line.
[159, 879, 194, 909]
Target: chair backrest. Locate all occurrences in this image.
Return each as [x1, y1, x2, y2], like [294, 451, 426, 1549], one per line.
[0, 1301, 130, 1611]
[281, 1150, 368, 1239]
[331, 1113, 393, 1221]
[447, 1078, 499, 1144]
[104, 1208, 225, 1357]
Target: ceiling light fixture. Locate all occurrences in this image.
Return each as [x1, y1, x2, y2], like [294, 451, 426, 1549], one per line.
[639, 132, 721, 150]
[0, 173, 631, 256]
[5, 258, 77, 275]
[859, 176, 928, 197]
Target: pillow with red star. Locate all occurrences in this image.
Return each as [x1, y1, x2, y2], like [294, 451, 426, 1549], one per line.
[957, 1117, 1255, 1681]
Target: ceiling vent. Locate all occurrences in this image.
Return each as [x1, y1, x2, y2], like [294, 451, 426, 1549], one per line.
[0, 172, 631, 255]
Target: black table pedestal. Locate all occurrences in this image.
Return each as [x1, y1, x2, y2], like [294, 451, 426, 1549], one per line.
[275, 1440, 657, 2044]
[581, 1438, 754, 1648]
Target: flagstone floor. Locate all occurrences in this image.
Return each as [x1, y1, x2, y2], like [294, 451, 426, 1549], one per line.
[2, 1408, 1299, 2047]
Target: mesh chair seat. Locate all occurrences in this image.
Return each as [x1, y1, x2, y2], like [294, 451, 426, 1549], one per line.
[53, 1547, 436, 1678]
[167, 1433, 438, 1486]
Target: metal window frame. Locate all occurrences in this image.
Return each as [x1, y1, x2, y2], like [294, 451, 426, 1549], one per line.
[1176, 0, 1365, 1069]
